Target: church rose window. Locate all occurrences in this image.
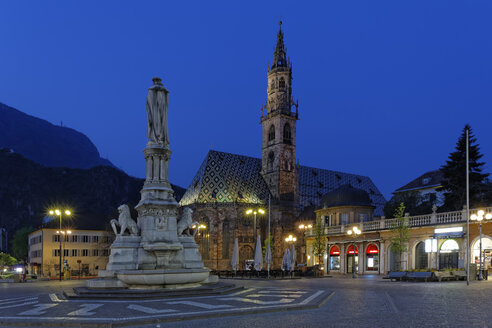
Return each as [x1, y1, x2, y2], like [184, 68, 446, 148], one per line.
[268, 125, 275, 141]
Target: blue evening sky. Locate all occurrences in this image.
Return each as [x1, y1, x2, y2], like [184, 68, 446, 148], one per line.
[0, 1, 491, 200]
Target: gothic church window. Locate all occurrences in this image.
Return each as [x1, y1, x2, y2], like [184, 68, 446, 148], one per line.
[222, 220, 230, 259]
[279, 77, 286, 89]
[268, 125, 275, 141]
[283, 123, 291, 144]
[268, 151, 274, 171]
[198, 217, 210, 260]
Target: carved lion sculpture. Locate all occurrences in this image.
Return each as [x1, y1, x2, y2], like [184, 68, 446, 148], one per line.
[110, 204, 139, 236]
[177, 207, 198, 236]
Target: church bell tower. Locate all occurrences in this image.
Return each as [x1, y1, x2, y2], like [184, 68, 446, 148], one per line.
[260, 21, 299, 201]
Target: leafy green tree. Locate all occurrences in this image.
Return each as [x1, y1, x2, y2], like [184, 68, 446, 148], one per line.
[262, 234, 272, 256]
[390, 203, 410, 271]
[11, 227, 34, 261]
[384, 191, 435, 218]
[0, 252, 17, 268]
[439, 125, 490, 211]
[312, 218, 326, 268]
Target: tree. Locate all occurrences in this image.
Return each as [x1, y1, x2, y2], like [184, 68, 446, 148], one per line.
[389, 203, 410, 271]
[384, 191, 435, 218]
[0, 252, 17, 269]
[11, 227, 34, 262]
[312, 218, 326, 269]
[439, 124, 490, 212]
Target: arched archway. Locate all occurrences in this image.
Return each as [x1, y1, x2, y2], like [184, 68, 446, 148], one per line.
[346, 245, 358, 274]
[471, 236, 492, 267]
[329, 246, 340, 271]
[439, 239, 459, 269]
[414, 241, 428, 269]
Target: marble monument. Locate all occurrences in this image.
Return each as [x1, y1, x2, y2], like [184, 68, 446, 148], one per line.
[88, 77, 210, 289]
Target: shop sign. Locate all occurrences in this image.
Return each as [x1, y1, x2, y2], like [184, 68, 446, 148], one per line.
[366, 244, 379, 254]
[347, 245, 358, 255]
[330, 246, 340, 255]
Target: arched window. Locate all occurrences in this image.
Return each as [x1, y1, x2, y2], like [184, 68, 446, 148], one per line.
[222, 220, 230, 259]
[439, 239, 459, 269]
[283, 123, 291, 144]
[415, 242, 428, 269]
[268, 125, 275, 142]
[268, 151, 274, 171]
[279, 77, 286, 89]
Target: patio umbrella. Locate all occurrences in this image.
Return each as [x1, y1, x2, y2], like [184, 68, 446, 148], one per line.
[281, 248, 289, 271]
[254, 235, 263, 271]
[290, 244, 296, 272]
[231, 237, 239, 272]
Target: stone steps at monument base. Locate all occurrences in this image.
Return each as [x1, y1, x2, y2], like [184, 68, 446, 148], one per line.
[64, 282, 243, 300]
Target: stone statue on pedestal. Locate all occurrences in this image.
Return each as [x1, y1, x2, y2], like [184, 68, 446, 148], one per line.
[146, 77, 169, 146]
[110, 204, 139, 236]
[87, 77, 210, 290]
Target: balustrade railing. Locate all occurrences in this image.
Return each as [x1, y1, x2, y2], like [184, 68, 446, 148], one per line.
[305, 207, 492, 237]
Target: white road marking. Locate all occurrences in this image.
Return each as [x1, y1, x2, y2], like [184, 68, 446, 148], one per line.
[0, 297, 38, 306]
[49, 293, 66, 302]
[228, 288, 256, 296]
[68, 304, 104, 316]
[0, 301, 38, 310]
[0, 296, 38, 303]
[128, 304, 178, 314]
[299, 291, 324, 305]
[247, 294, 302, 298]
[258, 290, 307, 294]
[220, 297, 294, 305]
[17, 303, 58, 315]
[167, 301, 232, 309]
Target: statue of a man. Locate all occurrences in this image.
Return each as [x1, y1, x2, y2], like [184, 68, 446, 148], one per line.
[146, 77, 169, 145]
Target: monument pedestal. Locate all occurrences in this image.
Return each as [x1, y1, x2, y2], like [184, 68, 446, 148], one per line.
[86, 77, 210, 291]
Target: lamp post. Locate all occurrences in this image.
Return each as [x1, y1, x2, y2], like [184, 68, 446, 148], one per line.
[245, 208, 265, 244]
[347, 226, 361, 279]
[298, 223, 313, 264]
[470, 210, 492, 280]
[49, 209, 71, 281]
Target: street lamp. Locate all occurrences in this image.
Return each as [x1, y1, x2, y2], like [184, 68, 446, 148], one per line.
[245, 208, 265, 243]
[347, 226, 361, 279]
[285, 234, 297, 243]
[470, 210, 492, 280]
[49, 208, 71, 281]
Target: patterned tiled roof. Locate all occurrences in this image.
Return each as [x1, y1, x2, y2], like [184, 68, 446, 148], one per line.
[394, 170, 443, 193]
[180, 150, 386, 216]
[298, 165, 385, 216]
[179, 150, 270, 206]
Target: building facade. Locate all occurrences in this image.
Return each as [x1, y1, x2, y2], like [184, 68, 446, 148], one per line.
[28, 228, 113, 277]
[305, 205, 492, 275]
[179, 22, 386, 271]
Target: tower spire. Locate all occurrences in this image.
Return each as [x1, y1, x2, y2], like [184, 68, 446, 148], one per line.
[271, 21, 288, 69]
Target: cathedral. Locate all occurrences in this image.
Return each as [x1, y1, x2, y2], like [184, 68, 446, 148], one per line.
[179, 22, 386, 270]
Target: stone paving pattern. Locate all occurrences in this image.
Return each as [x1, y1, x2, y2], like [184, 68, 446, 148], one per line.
[1, 276, 492, 327]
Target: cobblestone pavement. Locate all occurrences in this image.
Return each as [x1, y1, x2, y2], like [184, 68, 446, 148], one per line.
[1, 276, 492, 327]
[0, 279, 329, 327]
